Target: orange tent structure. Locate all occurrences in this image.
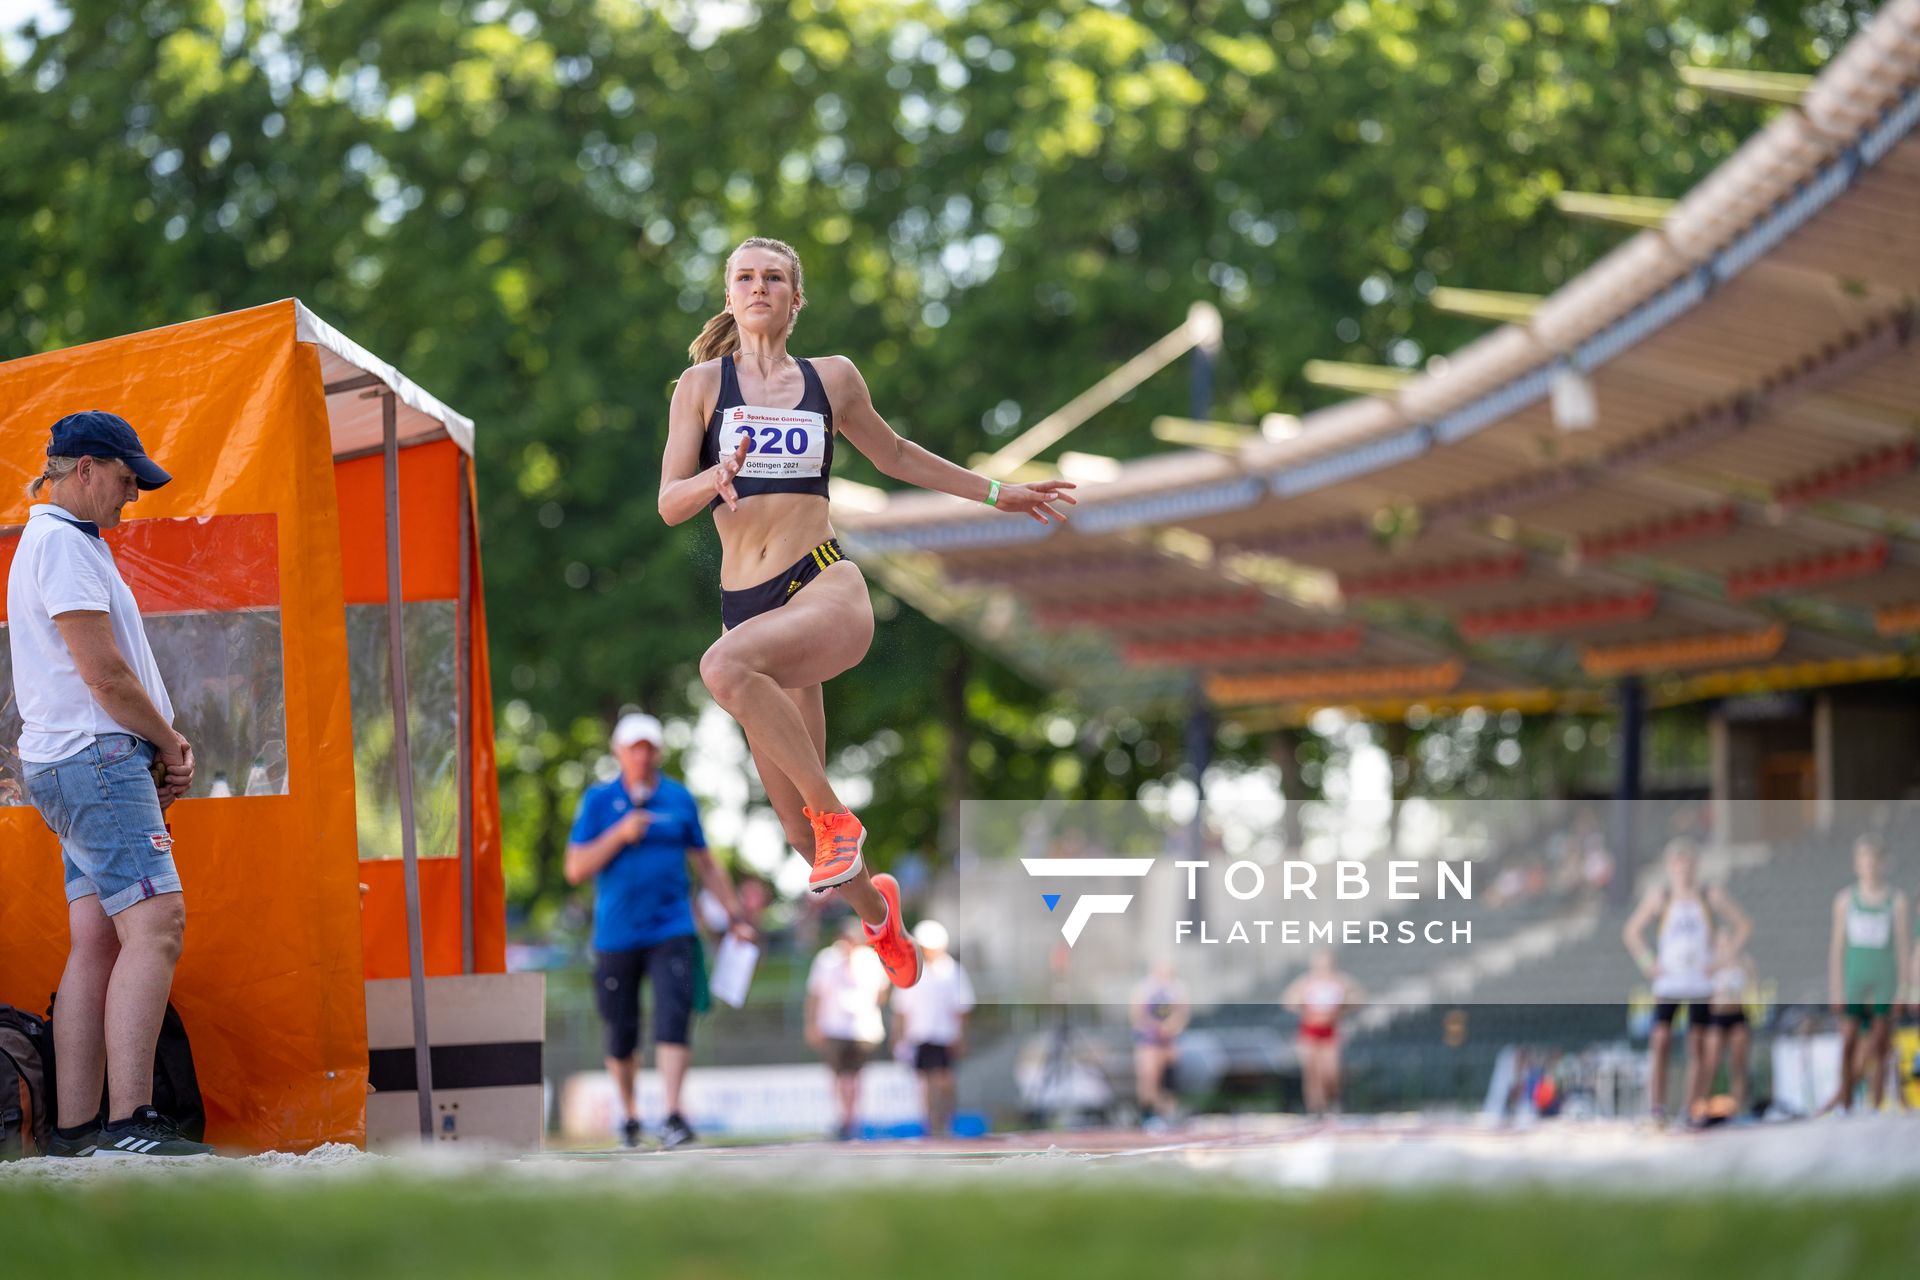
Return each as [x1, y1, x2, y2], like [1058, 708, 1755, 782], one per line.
[0, 299, 504, 1151]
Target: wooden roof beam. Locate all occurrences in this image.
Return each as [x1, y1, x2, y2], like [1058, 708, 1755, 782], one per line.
[1582, 625, 1786, 679]
[975, 301, 1222, 477]
[1124, 625, 1364, 666]
[1207, 661, 1465, 704]
[1150, 417, 1257, 452]
[1723, 538, 1889, 601]
[1031, 590, 1265, 630]
[1551, 192, 1675, 229]
[1302, 360, 1417, 396]
[1429, 287, 1545, 324]
[1677, 65, 1815, 108]
[1457, 588, 1659, 639]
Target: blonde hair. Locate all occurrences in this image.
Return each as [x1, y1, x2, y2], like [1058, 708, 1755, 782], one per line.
[688, 236, 806, 364]
[25, 454, 80, 500]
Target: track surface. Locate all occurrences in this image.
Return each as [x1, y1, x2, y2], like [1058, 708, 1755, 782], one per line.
[10, 1112, 1919, 1194]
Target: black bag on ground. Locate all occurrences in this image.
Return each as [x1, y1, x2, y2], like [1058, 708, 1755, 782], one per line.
[93, 1002, 205, 1141]
[0, 1005, 55, 1159]
[139, 1003, 206, 1142]
[44, 991, 207, 1143]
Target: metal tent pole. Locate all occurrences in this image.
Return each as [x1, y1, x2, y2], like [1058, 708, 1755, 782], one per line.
[1182, 673, 1215, 937]
[1610, 675, 1646, 908]
[1182, 320, 1220, 920]
[456, 452, 475, 975]
[383, 390, 436, 1140]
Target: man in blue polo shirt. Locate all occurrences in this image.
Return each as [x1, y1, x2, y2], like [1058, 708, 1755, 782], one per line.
[564, 711, 751, 1148]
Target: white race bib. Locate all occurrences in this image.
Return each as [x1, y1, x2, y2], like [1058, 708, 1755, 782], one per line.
[720, 405, 828, 480]
[1847, 907, 1892, 949]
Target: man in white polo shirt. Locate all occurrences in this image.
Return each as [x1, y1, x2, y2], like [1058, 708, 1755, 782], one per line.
[9, 410, 209, 1158]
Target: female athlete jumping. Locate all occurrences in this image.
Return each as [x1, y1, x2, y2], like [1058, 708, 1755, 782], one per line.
[659, 237, 1076, 987]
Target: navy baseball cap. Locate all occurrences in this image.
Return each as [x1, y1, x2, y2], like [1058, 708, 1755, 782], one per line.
[48, 410, 171, 490]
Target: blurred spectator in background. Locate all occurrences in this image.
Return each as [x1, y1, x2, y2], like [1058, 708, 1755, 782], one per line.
[1581, 824, 1616, 897]
[1550, 810, 1614, 899]
[806, 917, 889, 1140]
[698, 873, 772, 938]
[1489, 861, 1526, 909]
[1623, 838, 1750, 1125]
[1824, 834, 1910, 1115]
[1520, 856, 1549, 900]
[1284, 948, 1365, 1117]
[1910, 867, 1920, 1026]
[1699, 923, 1756, 1123]
[565, 711, 751, 1149]
[890, 920, 974, 1137]
[1130, 959, 1188, 1130]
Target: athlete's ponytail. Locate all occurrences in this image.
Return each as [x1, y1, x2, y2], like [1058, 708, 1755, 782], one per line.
[688, 236, 806, 364]
[689, 309, 740, 364]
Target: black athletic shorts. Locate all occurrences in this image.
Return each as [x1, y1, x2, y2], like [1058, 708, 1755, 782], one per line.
[1653, 1000, 1712, 1027]
[720, 539, 847, 630]
[1705, 1009, 1749, 1031]
[913, 1042, 954, 1073]
[594, 933, 697, 1059]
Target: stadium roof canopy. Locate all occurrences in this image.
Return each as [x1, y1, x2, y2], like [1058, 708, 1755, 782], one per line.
[832, 0, 1920, 721]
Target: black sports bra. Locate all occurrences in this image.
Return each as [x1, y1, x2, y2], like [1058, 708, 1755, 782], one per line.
[699, 354, 835, 510]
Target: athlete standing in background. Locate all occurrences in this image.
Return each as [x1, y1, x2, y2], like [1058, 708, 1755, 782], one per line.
[1131, 960, 1189, 1130]
[1622, 839, 1751, 1124]
[1283, 948, 1365, 1117]
[1824, 835, 1910, 1114]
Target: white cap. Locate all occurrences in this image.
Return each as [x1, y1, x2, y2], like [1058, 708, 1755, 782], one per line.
[610, 712, 664, 750]
[911, 919, 949, 952]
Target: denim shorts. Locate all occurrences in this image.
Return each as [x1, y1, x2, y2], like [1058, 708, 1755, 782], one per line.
[23, 733, 182, 916]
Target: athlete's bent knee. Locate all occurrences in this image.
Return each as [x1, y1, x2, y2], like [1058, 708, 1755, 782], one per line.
[699, 644, 753, 707]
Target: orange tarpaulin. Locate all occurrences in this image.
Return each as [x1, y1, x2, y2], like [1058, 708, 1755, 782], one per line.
[0, 300, 503, 1151]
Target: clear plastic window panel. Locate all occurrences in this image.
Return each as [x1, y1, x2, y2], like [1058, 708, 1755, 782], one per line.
[0, 613, 289, 803]
[2, 482, 292, 811]
[345, 601, 461, 861]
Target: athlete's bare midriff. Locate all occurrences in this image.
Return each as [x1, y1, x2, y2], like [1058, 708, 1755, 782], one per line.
[713, 491, 838, 590]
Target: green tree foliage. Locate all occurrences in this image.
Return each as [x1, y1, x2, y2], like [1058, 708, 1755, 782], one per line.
[0, 0, 1873, 910]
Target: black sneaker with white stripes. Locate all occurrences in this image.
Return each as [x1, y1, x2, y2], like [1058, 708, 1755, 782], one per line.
[659, 1113, 697, 1149]
[94, 1106, 213, 1158]
[47, 1126, 105, 1158]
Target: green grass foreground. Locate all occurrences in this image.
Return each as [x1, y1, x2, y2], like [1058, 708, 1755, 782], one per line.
[6, 1177, 1917, 1278]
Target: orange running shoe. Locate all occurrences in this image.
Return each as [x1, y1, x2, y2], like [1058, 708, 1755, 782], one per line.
[865, 873, 921, 988]
[804, 806, 865, 894]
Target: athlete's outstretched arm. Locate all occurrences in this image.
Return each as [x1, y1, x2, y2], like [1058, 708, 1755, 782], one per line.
[1828, 889, 1848, 1010]
[1129, 986, 1153, 1032]
[1909, 887, 1920, 1006]
[820, 356, 1078, 525]
[1163, 988, 1191, 1036]
[1621, 888, 1661, 974]
[1709, 886, 1753, 955]
[1893, 891, 1911, 1012]
[658, 364, 750, 525]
